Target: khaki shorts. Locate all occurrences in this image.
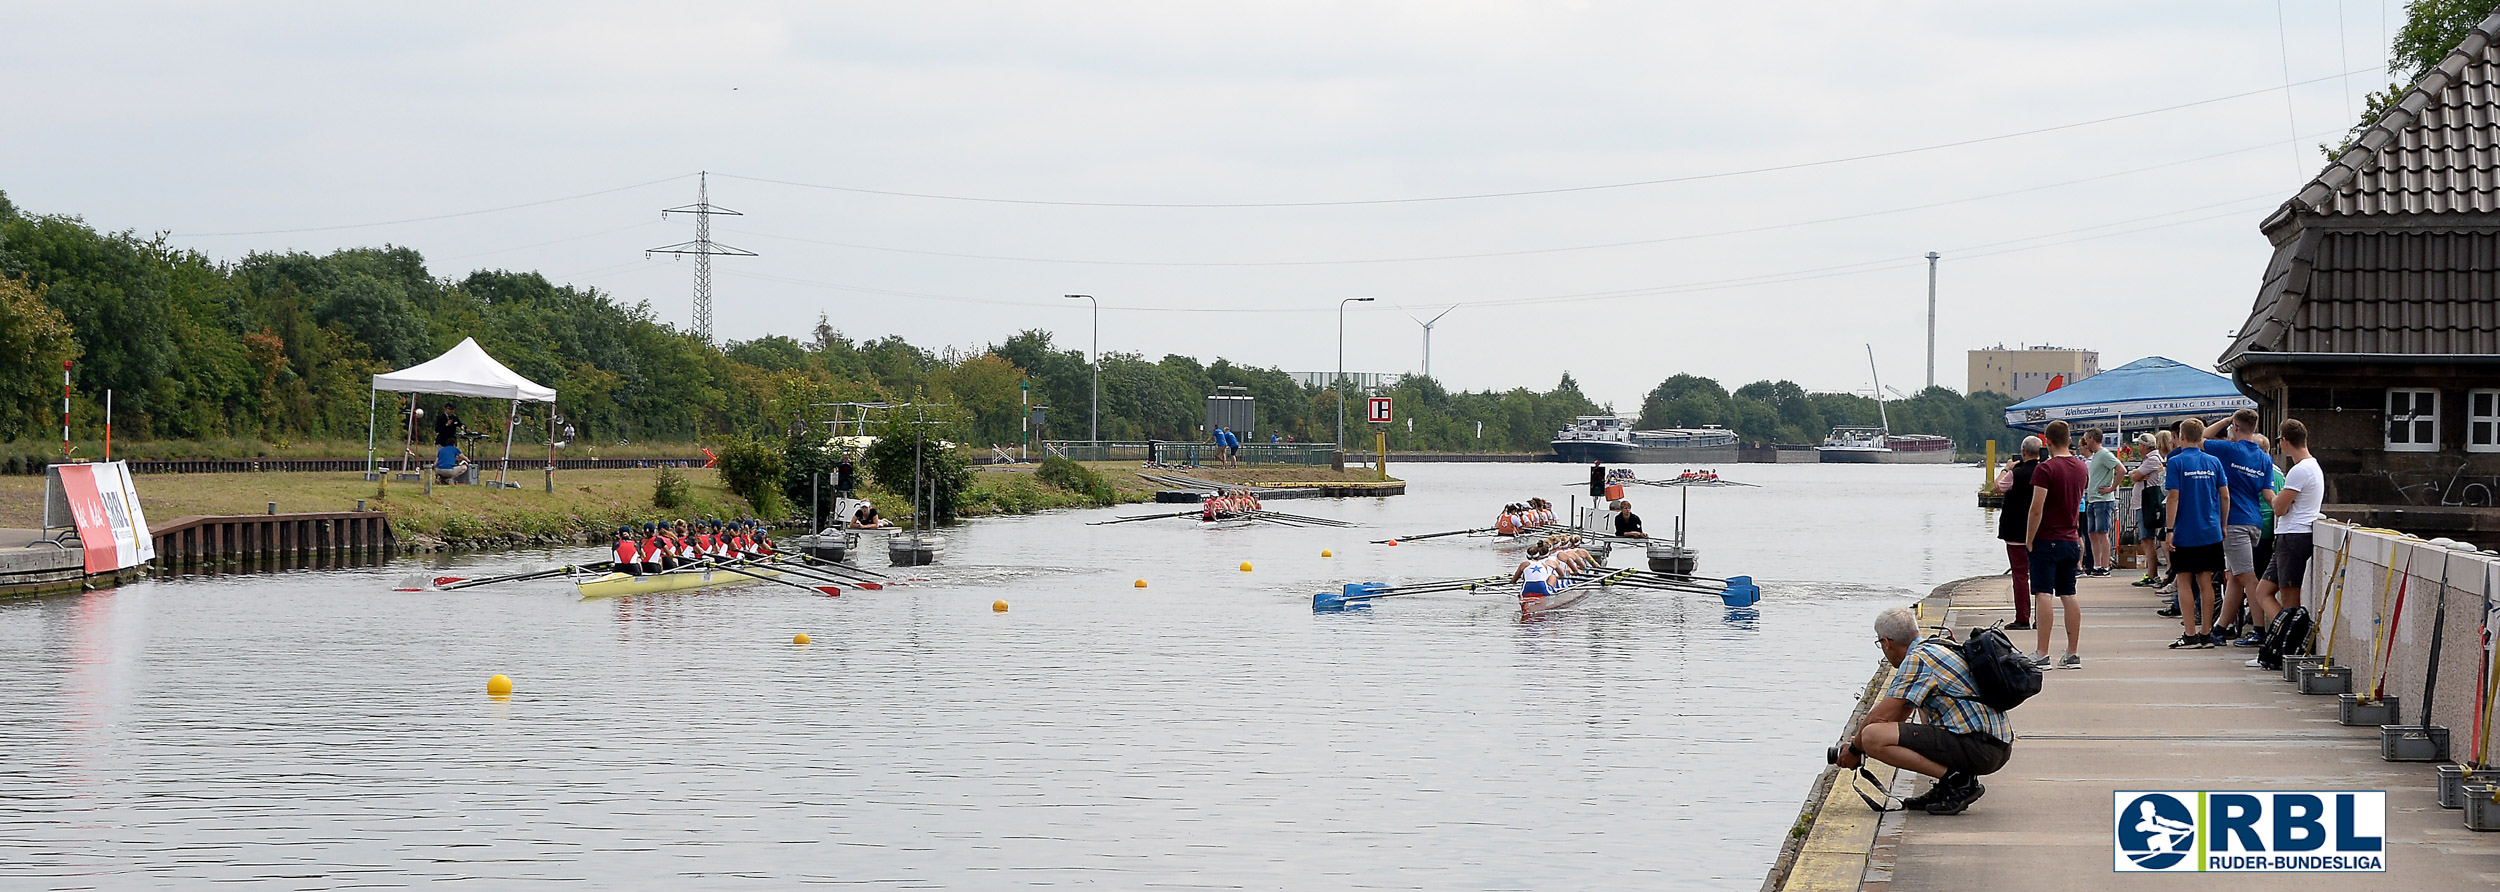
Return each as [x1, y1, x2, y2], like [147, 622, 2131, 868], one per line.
[1898, 723, 2011, 777]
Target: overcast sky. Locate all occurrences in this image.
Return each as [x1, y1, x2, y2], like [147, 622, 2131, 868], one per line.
[1, 2, 2412, 411]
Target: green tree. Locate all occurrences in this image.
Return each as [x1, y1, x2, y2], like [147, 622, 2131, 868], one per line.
[2335, 0, 2500, 154]
[863, 409, 974, 523]
[0, 277, 80, 438]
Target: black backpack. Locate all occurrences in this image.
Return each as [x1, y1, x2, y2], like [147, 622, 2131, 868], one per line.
[2257, 606, 2312, 670]
[1943, 626, 2042, 712]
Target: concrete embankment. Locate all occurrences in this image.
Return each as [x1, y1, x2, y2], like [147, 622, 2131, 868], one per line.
[1768, 523, 2500, 890]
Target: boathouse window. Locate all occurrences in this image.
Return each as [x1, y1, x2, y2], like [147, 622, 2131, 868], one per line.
[2386, 389, 2439, 453]
[2470, 390, 2500, 454]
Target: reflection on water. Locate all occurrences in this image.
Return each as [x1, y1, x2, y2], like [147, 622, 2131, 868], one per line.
[0, 463, 1996, 888]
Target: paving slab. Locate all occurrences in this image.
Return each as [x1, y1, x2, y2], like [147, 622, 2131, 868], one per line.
[1872, 572, 2500, 890]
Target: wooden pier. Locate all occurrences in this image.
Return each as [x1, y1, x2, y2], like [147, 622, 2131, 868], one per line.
[149, 511, 395, 566]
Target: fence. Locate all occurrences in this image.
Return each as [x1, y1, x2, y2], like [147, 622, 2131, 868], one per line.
[0, 457, 713, 475]
[1042, 441, 1338, 466]
[2308, 520, 2500, 765]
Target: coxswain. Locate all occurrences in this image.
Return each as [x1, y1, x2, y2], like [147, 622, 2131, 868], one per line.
[1496, 505, 1522, 535]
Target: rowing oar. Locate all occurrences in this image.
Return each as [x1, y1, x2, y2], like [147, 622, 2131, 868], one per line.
[1250, 510, 1352, 527]
[399, 562, 612, 591]
[768, 554, 895, 590]
[1370, 526, 1495, 544]
[785, 549, 905, 584]
[1087, 509, 1203, 526]
[692, 559, 845, 596]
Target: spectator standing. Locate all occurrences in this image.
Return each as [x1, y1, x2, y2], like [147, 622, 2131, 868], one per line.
[2130, 432, 2168, 588]
[434, 403, 463, 447]
[2025, 420, 2088, 668]
[2081, 429, 2127, 577]
[2164, 418, 2228, 648]
[2253, 420, 2325, 623]
[2206, 409, 2275, 643]
[1994, 436, 2042, 630]
[1837, 607, 2014, 815]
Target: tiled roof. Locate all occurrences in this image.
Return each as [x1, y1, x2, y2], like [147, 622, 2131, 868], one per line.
[2275, 230, 2500, 354]
[2290, 17, 2500, 217]
[2220, 10, 2500, 368]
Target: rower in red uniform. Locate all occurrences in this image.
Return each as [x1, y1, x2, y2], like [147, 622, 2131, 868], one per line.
[614, 526, 646, 575]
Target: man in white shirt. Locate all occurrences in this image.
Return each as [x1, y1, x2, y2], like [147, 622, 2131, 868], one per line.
[2256, 419, 2326, 616]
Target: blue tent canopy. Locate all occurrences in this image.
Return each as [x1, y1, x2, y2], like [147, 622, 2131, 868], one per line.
[2003, 357, 2255, 436]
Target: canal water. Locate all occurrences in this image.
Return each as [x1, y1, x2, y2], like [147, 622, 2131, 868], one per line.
[1, 462, 1998, 889]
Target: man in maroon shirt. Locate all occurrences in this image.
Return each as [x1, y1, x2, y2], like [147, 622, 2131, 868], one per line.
[2025, 420, 2089, 670]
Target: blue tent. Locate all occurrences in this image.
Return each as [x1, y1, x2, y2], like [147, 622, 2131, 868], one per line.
[2003, 357, 2255, 436]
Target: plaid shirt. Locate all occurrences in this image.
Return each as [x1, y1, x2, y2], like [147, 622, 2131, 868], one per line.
[1880, 641, 2014, 743]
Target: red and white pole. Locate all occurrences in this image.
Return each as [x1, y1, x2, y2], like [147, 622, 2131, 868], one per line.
[61, 360, 72, 458]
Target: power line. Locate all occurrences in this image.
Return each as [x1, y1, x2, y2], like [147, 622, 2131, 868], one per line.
[713, 191, 2281, 317]
[714, 131, 2329, 268]
[172, 174, 694, 237]
[711, 69, 2380, 209]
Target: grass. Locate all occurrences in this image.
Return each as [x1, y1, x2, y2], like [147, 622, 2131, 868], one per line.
[0, 437, 715, 463]
[0, 467, 758, 546]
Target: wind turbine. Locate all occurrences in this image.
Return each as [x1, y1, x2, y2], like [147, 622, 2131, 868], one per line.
[1404, 306, 1457, 379]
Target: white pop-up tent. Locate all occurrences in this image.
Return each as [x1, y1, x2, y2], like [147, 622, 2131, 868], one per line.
[367, 337, 558, 487]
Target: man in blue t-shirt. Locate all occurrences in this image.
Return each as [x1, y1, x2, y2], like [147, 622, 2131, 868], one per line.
[435, 443, 472, 484]
[2203, 408, 2275, 643]
[2165, 418, 2229, 648]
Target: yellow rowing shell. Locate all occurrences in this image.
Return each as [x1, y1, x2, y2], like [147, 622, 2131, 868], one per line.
[575, 566, 783, 599]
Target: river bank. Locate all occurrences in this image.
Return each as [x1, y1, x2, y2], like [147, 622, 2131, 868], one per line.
[0, 462, 1407, 552]
[1768, 550, 2500, 891]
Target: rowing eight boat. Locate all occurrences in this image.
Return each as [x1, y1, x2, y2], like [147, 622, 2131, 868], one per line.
[575, 565, 785, 599]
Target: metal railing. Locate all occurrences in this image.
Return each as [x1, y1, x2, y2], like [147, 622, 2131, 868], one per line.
[1042, 441, 1338, 466]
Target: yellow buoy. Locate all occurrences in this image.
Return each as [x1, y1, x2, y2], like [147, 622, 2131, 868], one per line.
[1240, 561, 1253, 572]
[1321, 549, 1333, 558]
[486, 674, 513, 697]
[1134, 579, 1149, 588]
[793, 633, 811, 645]
[992, 600, 1009, 612]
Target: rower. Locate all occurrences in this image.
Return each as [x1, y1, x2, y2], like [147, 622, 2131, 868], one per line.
[613, 526, 646, 575]
[1496, 506, 1520, 536]
[1512, 545, 1564, 598]
[640, 523, 672, 571]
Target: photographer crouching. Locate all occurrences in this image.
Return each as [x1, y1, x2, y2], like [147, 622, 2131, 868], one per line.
[1833, 607, 2015, 815]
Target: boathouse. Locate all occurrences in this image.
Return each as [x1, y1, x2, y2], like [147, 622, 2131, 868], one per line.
[2217, 10, 2500, 541]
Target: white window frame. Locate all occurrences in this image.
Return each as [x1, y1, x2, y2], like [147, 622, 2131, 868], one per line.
[2469, 389, 2500, 454]
[2387, 388, 2440, 453]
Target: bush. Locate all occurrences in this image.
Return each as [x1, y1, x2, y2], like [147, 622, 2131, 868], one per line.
[652, 467, 689, 510]
[863, 411, 974, 523]
[1035, 455, 1096, 492]
[715, 436, 788, 518]
[779, 432, 843, 525]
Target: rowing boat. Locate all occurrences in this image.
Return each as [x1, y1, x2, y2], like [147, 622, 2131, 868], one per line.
[1520, 582, 1593, 615]
[575, 564, 783, 599]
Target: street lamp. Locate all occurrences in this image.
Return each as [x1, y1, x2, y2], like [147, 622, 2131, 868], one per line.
[1337, 296, 1374, 447]
[1065, 294, 1097, 443]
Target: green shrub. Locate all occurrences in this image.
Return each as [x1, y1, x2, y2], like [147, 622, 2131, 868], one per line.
[716, 436, 789, 518]
[863, 412, 974, 523]
[1036, 455, 1096, 492]
[652, 467, 690, 510]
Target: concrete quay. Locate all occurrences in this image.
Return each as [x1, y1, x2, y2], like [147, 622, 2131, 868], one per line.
[1772, 566, 2500, 891]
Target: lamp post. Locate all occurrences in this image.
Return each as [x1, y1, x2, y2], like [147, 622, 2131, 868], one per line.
[1065, 294, 1097, 444]
[1337, 297, 1374, 447]
[1925, 251, 1940, 391]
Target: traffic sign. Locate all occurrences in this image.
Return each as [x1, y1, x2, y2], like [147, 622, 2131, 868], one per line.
[1367, 397, 1392, 423]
